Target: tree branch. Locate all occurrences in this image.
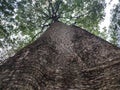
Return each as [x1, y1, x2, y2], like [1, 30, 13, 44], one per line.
[31, 19, 51, 42]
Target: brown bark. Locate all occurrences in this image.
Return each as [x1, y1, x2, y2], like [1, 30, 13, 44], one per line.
[0, 22, 120, 90]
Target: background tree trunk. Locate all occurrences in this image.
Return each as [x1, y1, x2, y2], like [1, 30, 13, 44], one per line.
[0, 22, 120, 90]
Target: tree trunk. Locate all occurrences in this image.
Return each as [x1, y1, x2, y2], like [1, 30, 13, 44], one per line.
[0, 22, 120, 90]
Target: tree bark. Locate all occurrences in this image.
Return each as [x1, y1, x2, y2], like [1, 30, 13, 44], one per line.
[0, 22, 120, 90]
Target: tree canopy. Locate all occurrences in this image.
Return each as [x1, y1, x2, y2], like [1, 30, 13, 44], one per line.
[109, 1, 120, 46]
[0, 0, 106, 60]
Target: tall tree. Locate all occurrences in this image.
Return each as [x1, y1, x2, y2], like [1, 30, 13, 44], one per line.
[1, 21, 120, 90]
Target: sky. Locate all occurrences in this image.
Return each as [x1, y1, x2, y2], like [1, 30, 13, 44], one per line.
[100, 0, 119, 31]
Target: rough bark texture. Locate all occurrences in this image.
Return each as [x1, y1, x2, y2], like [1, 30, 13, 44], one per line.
[0, 22, 120, 90]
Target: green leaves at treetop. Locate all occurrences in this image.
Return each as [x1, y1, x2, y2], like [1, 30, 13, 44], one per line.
[0, 0, 15, 16]
[0, 0, 17, 47]
[16, 0, 105, 37]
[0, 0, 106, 54]
[109, 1, 120, 46]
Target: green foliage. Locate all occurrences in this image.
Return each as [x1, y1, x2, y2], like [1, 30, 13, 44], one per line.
[0, 0, 17, 47]
[0, 0, 106, 59]
[0, 0, 15, 16]
[16, 0, 105, 38]
[109, 2, 120, 46]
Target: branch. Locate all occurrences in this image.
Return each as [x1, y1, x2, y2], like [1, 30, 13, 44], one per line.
[54, 0, 62, 15]
[48, 0, 55, 15]
[31, 19, 51, 42]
